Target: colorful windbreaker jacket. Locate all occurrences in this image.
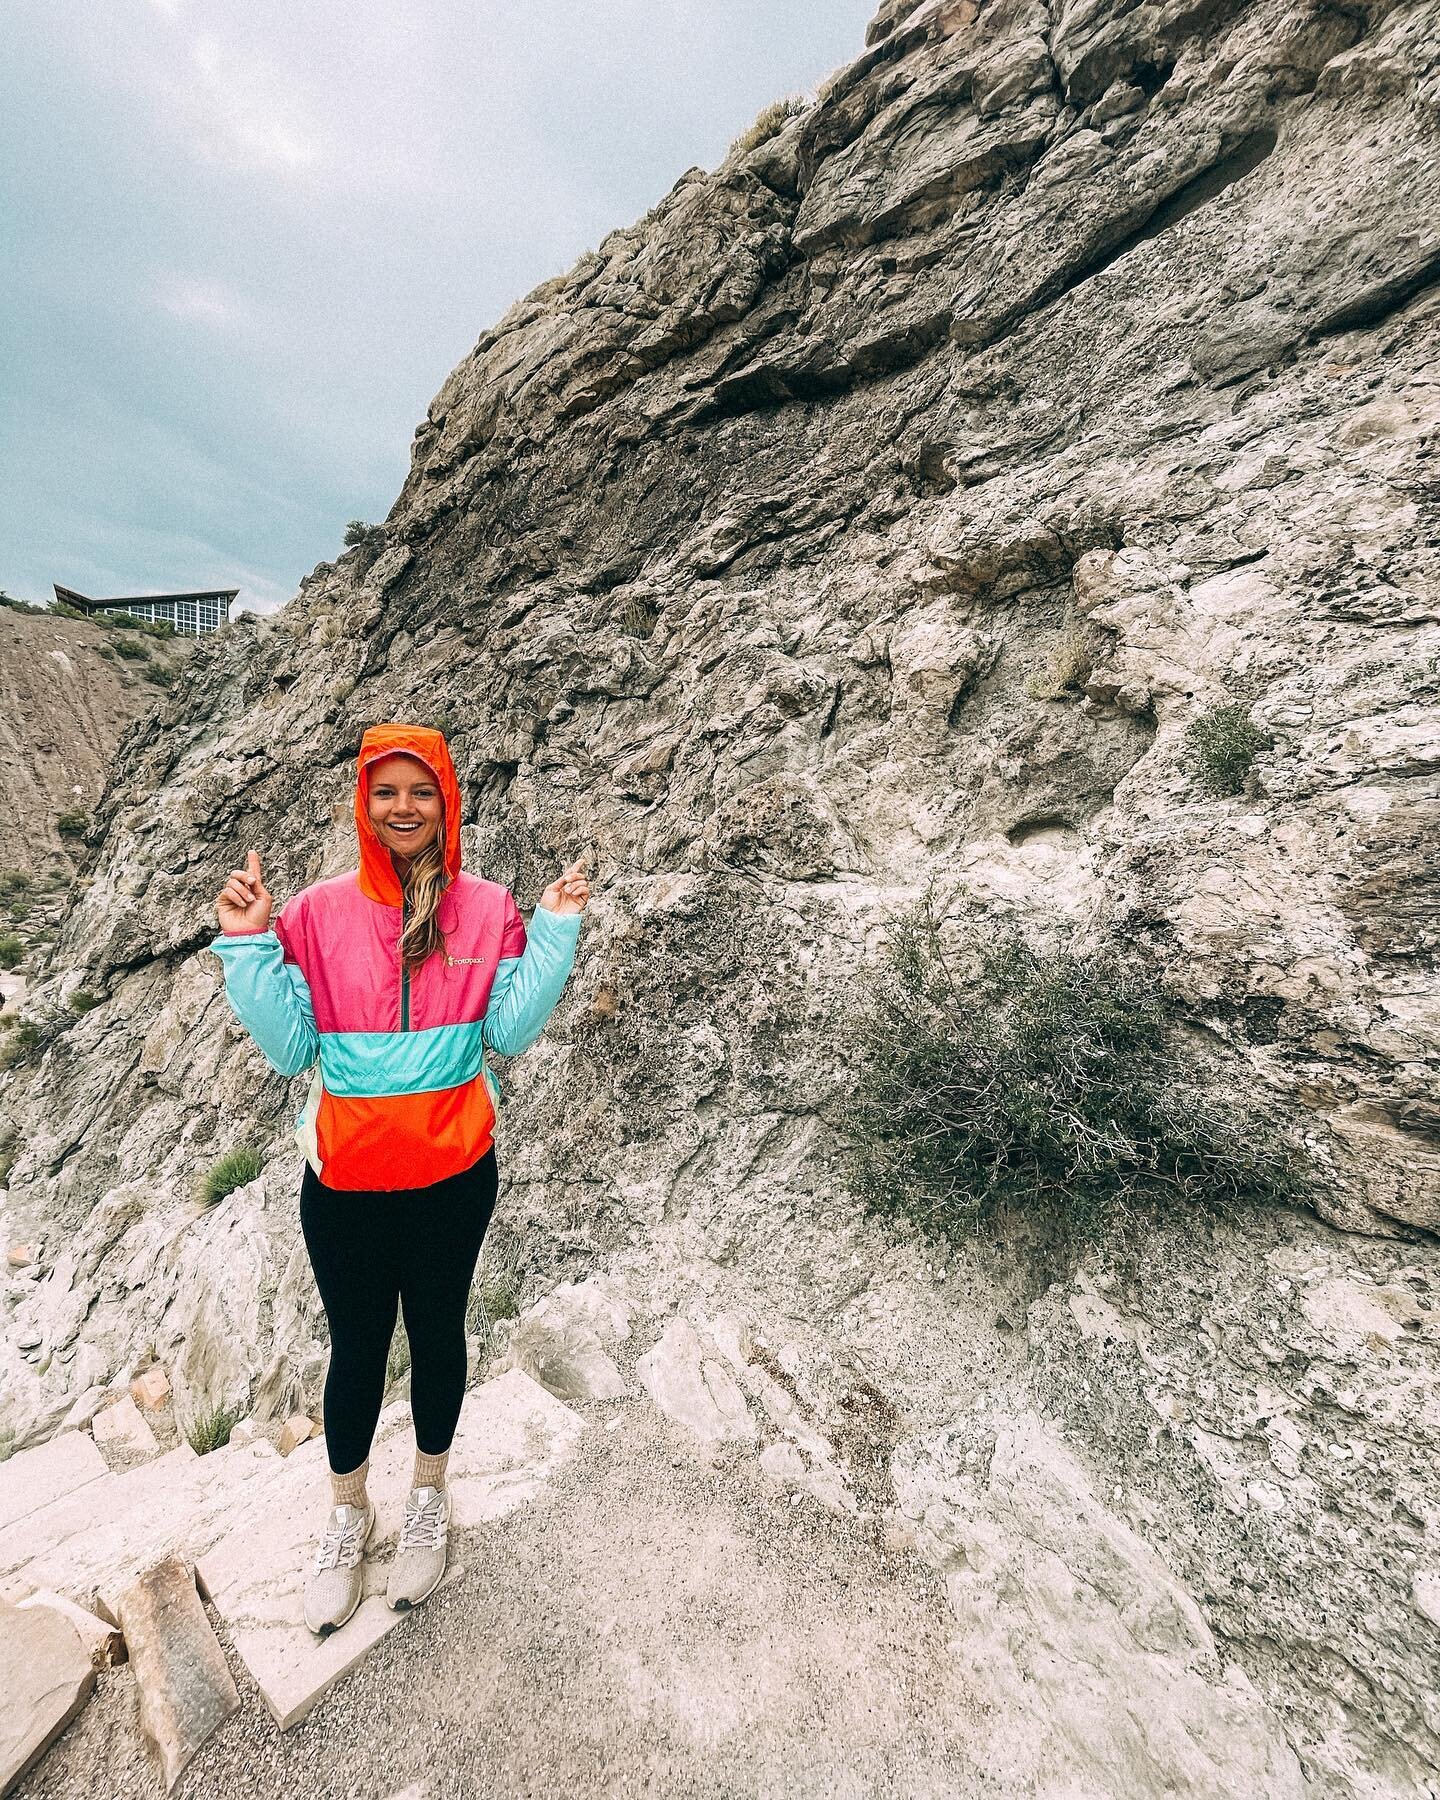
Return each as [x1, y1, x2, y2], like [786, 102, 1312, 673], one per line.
[207, 723, 583, 1191]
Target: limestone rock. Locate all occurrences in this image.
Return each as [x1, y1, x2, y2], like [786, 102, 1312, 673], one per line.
[493, 1274, 636, 1402]
[130, 1368, 170, 1410]
[278, 1413, 315, 1455]
[114, 1554, 239, 1791]
[91, 1393, 159, 1459]
[894, 1411, 1306, 1796]
[636, 1317, 757, 1444]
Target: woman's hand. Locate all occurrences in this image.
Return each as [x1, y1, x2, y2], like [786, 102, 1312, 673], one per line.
[216, 849, 273, 935]
[538, 854, 590, 917]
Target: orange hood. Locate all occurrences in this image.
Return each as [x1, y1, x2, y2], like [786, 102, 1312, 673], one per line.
[353, 723, 463, 906]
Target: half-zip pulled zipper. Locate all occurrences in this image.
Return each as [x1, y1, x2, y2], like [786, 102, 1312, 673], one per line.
[400, 888, 411, 1030]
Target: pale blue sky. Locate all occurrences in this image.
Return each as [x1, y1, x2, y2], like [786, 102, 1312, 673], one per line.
[3, 1, 874, 615]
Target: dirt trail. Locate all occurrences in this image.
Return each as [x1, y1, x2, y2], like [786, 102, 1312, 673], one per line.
[13, 1397, 1008, 1800]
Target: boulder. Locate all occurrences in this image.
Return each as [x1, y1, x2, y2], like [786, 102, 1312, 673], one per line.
[0, 1430, 107, 1535]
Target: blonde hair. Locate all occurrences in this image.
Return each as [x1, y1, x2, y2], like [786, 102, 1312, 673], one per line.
[396, 798, 452, 973]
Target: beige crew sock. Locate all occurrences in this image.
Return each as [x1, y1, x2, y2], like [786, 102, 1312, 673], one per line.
[330, 1458, 370, 1510]
[413, 1446, 450, 1491]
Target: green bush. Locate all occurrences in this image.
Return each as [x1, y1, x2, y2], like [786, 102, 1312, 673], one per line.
[728, 93, 809, 160]
[203, 1147, 264, 1204]
[186, 1402, 240, 1455]
[111, 636, 149, 661]
[51, 599, 88, 621]
[143, 661, 174, 687]
[1, 872, 30, 892]
[343, 519, 383, 553]
[833, 899, 1306, 1247]
[68, 991, 103, 1013]
[0, 1018, 41, 1070]
[1185, 703, 1271, 796]
[56, 811, 89, 838]
[0, 936, 21, 970]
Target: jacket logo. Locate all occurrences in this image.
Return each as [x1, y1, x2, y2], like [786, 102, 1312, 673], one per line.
[443, 953, 488, 966]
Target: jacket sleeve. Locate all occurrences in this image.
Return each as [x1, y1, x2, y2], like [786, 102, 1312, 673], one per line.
[481, 893, 583, 1058]
[208, 903, 320, 1078]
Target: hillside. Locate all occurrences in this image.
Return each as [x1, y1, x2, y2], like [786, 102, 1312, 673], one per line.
[2, 0, 1437, 1791]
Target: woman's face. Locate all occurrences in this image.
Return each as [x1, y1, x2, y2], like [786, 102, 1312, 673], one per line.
[366, 753, 443, 864]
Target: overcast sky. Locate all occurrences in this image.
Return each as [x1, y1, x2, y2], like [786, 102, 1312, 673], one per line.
[2, 2, 874, 616]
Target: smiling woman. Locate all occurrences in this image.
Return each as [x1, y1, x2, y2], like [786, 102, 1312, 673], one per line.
[207, 720, 591, 1632]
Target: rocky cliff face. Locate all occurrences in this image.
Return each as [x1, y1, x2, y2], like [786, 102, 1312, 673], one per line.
[0, 605, 194, 886]
[2, 0, 1437, 1790]
[0, 605, 195, 1016]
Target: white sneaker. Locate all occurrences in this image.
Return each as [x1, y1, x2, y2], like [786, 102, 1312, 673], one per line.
[304, 1500, 376, 1636]
[386, 1485, 450, 1611]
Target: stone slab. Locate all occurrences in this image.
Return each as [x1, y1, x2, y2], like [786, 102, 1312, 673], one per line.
[0, 1438, 285, 1616]
[0, 1597, 95, 1796]
[0, 1430, 108, 1535]
[196, 1369, 586, 1730]
[115, 1555, 239, 1792]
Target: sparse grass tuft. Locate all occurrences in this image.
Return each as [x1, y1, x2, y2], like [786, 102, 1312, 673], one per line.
[832, 894, 1308, 1251]
[467, 1252, 522, 1359]
[728, 93, 809, 161]
[1026, 625, 1099, 701]
[186, 1402, 240, 1455]
[1185, 702, 1272, 796]
[615, 591, 659, 639]
[386, 1319, 411, 1386]
[203, 1147, 264, 1204]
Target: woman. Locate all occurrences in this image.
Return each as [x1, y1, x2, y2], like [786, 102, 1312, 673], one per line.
[210, 721, 588, 1635]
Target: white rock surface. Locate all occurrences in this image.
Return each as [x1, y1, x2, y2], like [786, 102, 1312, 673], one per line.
[635, 1317, 758, 1444]
[493, 1274, 636, 1402]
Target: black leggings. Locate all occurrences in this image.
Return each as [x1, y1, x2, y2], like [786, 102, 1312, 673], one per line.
[299, 1147, 499, 1473]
